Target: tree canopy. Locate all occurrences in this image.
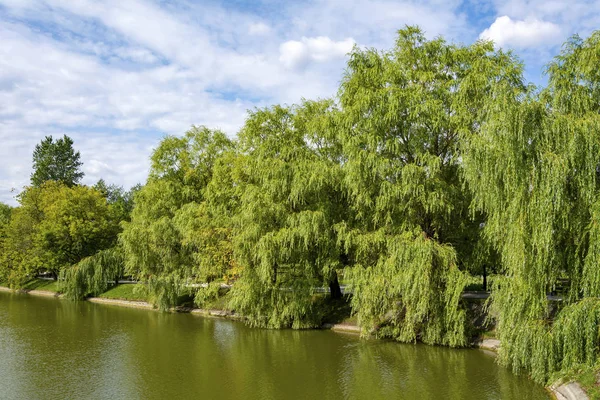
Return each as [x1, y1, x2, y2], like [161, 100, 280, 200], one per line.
[335, 27, 523, 346]
[31, 135, 84, 187]
[3, 26, 600, 388]
[0, 182, 119, 286]
[461, 31, 600, 382]
[120, 126, 234, 309]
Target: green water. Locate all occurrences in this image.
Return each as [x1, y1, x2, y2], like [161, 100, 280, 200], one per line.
[0, 292, 548, 400]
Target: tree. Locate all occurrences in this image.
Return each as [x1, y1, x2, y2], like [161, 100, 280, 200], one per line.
[0, 182, 119, 285]
[0, 203, 12, 282]
[94, 179, 141, 221]
[0, 203, 10, 236]
[31, 135, 84, 187]
[120, 126, 234, 310]
[461, 31, 600, 382]
[228, 101, 348, 328]
[335, 26, 524, 346]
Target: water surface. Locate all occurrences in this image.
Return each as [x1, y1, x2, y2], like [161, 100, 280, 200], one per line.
[0, 292, 548, 399]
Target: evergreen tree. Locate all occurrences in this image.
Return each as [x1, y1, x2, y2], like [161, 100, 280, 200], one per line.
[31, 135, 84, 187]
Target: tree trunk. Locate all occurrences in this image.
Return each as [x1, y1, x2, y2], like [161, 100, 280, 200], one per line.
[482, 264, 487, 292]
[272, 263, 278, 284]
[329, 273, 342, 300]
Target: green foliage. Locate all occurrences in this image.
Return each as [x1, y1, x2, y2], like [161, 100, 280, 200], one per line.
[60, 247, 124, 300]
[0, 203, 11, 281]
[228, 101, 347, 328]
[120, 126, 234, 310]
[31, 135, 84, 187]
[94, 179, 140, 221]
[346, 231, 468, 346]
[462, 30, 600, 382]
[0, 182, 120, 286]
[335, 26, 522, 346]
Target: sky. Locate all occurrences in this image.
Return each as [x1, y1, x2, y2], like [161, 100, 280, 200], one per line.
[1, 0, 599, 205]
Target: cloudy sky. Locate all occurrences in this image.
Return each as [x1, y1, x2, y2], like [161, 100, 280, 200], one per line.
[1, 0, 598, 205]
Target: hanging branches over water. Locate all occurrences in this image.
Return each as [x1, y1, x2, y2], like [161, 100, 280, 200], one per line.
[462, 31, 600, 382]
[60, 247, 124, 300]
[6, 26, 600, 386]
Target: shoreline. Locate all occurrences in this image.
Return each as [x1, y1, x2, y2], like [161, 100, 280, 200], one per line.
[0, 285, 589, 399]
[474, 339, 588, 400]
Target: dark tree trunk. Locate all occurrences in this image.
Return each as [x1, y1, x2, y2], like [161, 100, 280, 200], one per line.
[482, 264, 487, 292]
[51, 271, 58, 281]
[272, 263, 278, 284]
[329, 274, 342, 300]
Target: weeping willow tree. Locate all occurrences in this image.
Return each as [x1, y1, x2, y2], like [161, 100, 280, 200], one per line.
[336, 26, 524, 346]
[173, 148, 244, 306]
[228, 100, 349, 328]
[461, 31, 600, 382]
[120, 126, 234, 310]
[60, 247, 124, 300]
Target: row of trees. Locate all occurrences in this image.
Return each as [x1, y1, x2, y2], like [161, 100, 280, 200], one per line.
[1, 27, 600, 385]
[0, 136, 136, 288]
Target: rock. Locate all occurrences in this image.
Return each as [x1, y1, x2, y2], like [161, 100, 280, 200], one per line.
[551, 381, 589, 400]
[477, 338, 501, 351]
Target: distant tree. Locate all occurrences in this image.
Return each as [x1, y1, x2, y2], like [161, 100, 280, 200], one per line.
[93, 179, 141, 221]
[0, 203, 12, 281]
[0, 202, 10, 226]
[31, 135, 84, 187]
[0, 182, 119, 285]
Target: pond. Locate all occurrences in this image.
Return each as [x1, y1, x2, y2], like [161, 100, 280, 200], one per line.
[0, 292, 548, 399]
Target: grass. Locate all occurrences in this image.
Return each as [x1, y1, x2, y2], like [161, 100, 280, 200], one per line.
[480, 329, 497, 339]
[21, 278, 60, 292]
[568, 365, 600, 400]
[98, 284, 148, 302]
[464, 274, 496, 292]
[201, 294, 230, 310]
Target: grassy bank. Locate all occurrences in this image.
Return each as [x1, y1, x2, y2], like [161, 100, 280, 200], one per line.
[98, 284, 147, 302]
[0, 278, 61, 293]
[566, 365, 600, 399]
[21, 279, 60, 292]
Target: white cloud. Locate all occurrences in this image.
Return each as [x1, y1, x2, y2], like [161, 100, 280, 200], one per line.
[113, 47, 158, 64]
[279, 36, 355, 70]
[248, 22, 271, 36]
[3, 0, 599, 205]
[479, 16, 562, 48]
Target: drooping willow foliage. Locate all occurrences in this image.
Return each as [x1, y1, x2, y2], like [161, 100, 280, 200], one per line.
[119, 126, 235, 310]
[461, 31, 600, 382]
[229, 101, 348, 328]
[60, 247, 124, 300]
[335, 27, 523, 346]
[41, 26, 600, 384]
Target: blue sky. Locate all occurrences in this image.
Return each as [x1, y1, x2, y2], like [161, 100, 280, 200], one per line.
[1, 0, 598, 205]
